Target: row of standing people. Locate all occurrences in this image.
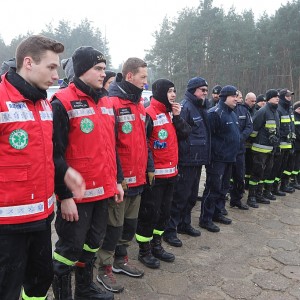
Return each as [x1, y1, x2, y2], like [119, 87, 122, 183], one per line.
[1, 34, 299, 300]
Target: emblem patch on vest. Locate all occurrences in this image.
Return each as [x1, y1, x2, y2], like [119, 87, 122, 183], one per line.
[80, 118, 94, 133]
[158, 129, 168, 140]
[122, 122, 132, 134]
[9, 129, 28, 150]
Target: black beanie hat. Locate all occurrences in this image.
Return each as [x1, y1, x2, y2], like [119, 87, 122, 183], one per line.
[219, 85, 238, 101]
[187, 77, 208, 94]
[212, 85, 222, 95]
[266, 89, 279, 101]
[103, 70, 116, 87]
[256, 94, 266, 103]
[61, 58, 74, 83]
[293, 101, 300, 111]
[152, 79, 175, 111]
[72, 46, 106, 77]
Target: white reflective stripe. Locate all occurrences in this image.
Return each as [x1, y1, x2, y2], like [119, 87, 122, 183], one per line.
[83, 187, 105, 198]
[0, 194, 55, 218]
[124, 176, 136, 184]
[153, 117, 169, 126]
[68, 107, 95, 119]
[117, 114, 135, 122]
[48, 194, 55, 208]
[39, 111, 53, 121]
[140, 114, 146, 122]
[101, 107, 114, 116]
[266, 120, 276, 124]
[0, 111, 35, 123]
[155, 167, 177, 175]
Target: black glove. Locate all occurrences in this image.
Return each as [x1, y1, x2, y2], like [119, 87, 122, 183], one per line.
[269, 134, 279, 146]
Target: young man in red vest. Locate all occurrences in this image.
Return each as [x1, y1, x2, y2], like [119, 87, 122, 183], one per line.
[0, 35, 65, 300]
[51, 46, 123, 300]
[97, 58, 153, 293]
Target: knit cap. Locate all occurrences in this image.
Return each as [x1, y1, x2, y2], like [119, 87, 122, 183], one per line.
[61, 58, 74, 83]
[187, 77, 208, 94]
[103, 70, 116, 87]
[72, 46, 106, 77]
[219, 85, 238, 101]
[266, 89, 279, 101]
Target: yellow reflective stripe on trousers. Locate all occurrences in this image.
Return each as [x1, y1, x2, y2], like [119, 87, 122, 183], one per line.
[251, 144, 273, 153]
[53, 252, 77, 266]
[83, 243, 99, 253]
[135, 233, 152, 242]
[22, 289, 46, 300]
[153, 229, 164, 236]
[279, 143, 292, 149]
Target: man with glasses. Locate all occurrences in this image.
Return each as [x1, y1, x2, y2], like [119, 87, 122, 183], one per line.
[164, 77, 210, 247]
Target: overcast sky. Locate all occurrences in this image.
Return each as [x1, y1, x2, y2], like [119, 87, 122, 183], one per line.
[0, 0, 289, 68]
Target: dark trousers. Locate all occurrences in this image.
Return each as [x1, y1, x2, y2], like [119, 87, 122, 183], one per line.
[200, 161, 232, 224]
[136, 177, 175, 238]
[164, 166, 202, 238]
[0, 224, 53, 300]
[230, 152, 245, 204]
[272, 149, 289, 181]
[54, 199, 109, 273]
[250, 151, 274, 184]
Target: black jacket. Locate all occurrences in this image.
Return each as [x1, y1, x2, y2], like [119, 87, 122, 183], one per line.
[208, 100, 240, 163]
[177, 91, 211, 166]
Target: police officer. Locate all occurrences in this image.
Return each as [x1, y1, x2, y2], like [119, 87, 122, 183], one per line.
[163, 77, 210, 246]
[207, 85, 222, 109]
[247, 89, 280, 208]
[200, 85, 240, 232]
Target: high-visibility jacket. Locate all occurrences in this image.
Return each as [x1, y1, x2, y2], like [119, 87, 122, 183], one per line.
[112, 96, 147, 187]
[146, 98, 178, 178]
[54, 83, 118, 202]
[0, 77, 55, 225]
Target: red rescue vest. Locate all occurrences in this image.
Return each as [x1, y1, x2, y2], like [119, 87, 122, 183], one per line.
[54, 83, 118, 202]
[146, 99, 178, 178]
[0, 77, 55, 225]
[111, 96, 147, 187]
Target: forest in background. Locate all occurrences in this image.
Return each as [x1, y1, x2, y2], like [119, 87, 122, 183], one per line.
[0, 0, 299, 99]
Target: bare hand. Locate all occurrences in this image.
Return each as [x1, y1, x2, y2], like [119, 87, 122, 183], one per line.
[61, 198, 79, 222]
[64, 167, 86, 200]
[114, 183, 124, 203]
[171, 102, 181, 116]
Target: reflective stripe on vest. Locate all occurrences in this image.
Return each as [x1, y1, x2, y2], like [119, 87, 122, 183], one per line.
[265, 120, 276, 128]
[251, 143, 273, 153]
[280, 115, 291, 123]
[67, 107, 95, 119]
[124, 176, 137, 184]
[39, 111, 53, 121]
[0, 194, 55, 218]
[117, 114, 135, 122]
[155, 167, 177, 175]
[84, 187, 105, 198]
[0, 111, 34, 123]
[279, 142, 292, 149]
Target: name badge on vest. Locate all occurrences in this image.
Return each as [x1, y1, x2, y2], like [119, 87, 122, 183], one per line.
[71, 100, 89, 109]
[119, 107, 132, 115]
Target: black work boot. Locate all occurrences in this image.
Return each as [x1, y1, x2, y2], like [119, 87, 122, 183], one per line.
[74, 260, 114, 300]
[150, 234, 175, 262]
[138, 242, 160, 269]
[256, 184, 270, 204]
[280, 178, 295, 193]
[291, 175, 300, 190]
[247, 185, 259, 208]
[273, 181, 286, 196]
[263, 184, 276, 200]
[52, 273, 73, 300]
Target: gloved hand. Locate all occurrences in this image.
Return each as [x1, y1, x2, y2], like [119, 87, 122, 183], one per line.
[287, 132, 296, 142]
[269, 134, 279, 146]
[147, 172, 155, 187]
[121, 180, 128, 191]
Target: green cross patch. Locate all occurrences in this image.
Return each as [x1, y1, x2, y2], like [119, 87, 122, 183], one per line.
[9, 129, 29, 150]
[80, 118, 94, 133]
[122, 122, 132, 134]
[158, 129, 168, 140]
